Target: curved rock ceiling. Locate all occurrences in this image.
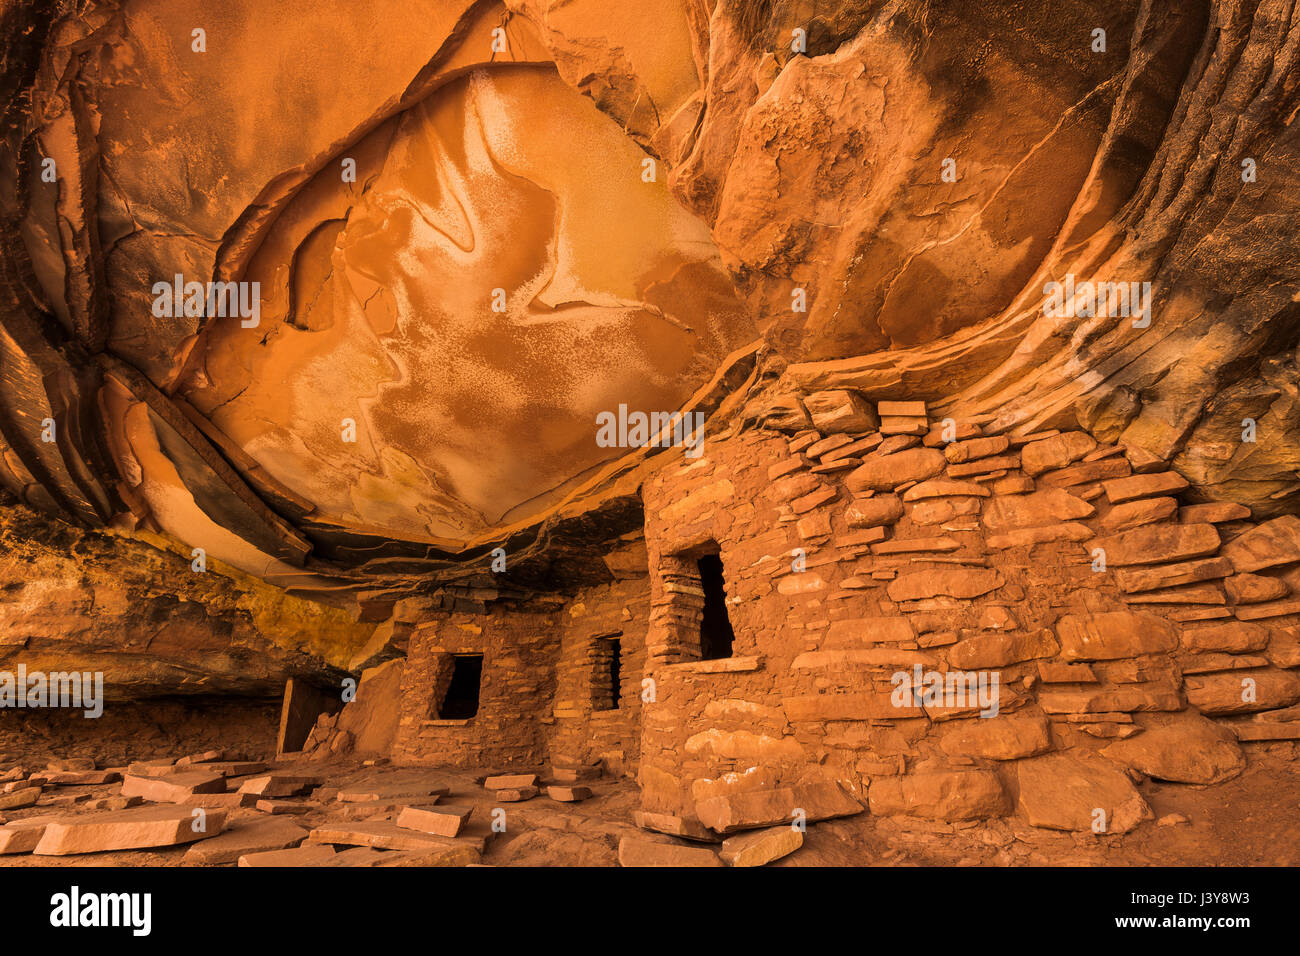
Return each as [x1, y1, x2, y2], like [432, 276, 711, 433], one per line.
[180, 66, 753, 545]
[2, 0, 1298, 609]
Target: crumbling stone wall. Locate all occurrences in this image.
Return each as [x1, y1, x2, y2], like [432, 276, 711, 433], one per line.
[637, 392, 1300, 832]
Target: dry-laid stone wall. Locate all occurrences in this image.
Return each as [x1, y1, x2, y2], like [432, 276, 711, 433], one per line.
[394, 577, 649, 774]
[637, 390, 1300, 835]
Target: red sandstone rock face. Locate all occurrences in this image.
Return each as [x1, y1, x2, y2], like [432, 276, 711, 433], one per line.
[0, 0, 1298, 855]
[178, 64, 752, 545]
[3, 0, 1297, 611]
[0, 501, 366, 695]
[2, 0, 759, 606]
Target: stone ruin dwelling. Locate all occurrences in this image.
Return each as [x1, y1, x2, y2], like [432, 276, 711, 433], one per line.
[1, 0, 1299, 867]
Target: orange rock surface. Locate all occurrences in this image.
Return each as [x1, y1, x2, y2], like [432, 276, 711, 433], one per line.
[0, 0, 1299, 870]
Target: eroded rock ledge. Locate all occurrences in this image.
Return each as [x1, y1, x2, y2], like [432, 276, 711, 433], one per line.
[0, 493, 365, 694]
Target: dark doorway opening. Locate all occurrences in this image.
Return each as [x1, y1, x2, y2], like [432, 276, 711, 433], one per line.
[697, 553, 735, 660]
[438, 654, 483, 719]
[593, 636, 622, 711]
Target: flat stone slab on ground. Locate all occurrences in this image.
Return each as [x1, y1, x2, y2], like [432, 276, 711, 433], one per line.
[483, 773, 537, 790]
[309, 821, 489, 854]
[0, 817, 55, 854]
[632, 811, 721, 843]
[177, 792, 257, 810]
[37, 792, 93, 808]
[332, 796, 443, 821]
[335, 780, 448, 803]
[719, 827, 804, 866]
[121, 772, 226, 802]
[33, 805, 229, 855]
[43, 771, 121, 786]
[0, 825, 41, 852]
[546, 785, 592, 802]
[187, 761, 268, 777]
[321, 844, 480, 867]
[0, 788, 41, 810]
[1016, 752, 1152, 834]
[238, 844, 337, 867]
[317, 846, 393, 867]
[175, 750, 224, 765]
[182, 816, 308, 865]
[84, 795, 143, 811]
[125, 760, 180, 776]
[255, 799, 319, 815]
[373, 844, 480, 866]
[394, 805, 472, 837]
[237, 774, 322, 797]
[618, 836, 722, 867]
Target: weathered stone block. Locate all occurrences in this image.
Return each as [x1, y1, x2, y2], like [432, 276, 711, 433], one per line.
[1020, 432, 1097, 475]
[803, 390, 878, 434]
[867, 770, 1007, 820]
[1115, 557, 1233, 593]
[1099, 711, 1244, 784]
[1221, 515, 1300, 572]
[34, 805, 228, 855]
[395, 805, 473, 837]
[719, 826, 803, 866]
[695, 782, 863, 833]
[182, 816, 307, 865]
[1101, 471, 1189, 503]
[121, 772, 226, 802]
[982, 489, 1093, 530]
[1016, 752, 1150, 833]
[939, 714, 1052, 760]
[949, 628, 1059, 669]
[1055, 611, 1179, 661]
[844, 495, 904, 529]
[887, 568, 1004, 602]
[617, 836, 722, 867]
[845, 448, 946, 493]
[1091, 523, 1221, 567]
[238, 844, 337, 867]
[1184, 668, 1300, 715]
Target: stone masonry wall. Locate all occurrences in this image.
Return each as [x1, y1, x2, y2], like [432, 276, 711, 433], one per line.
[637, 391, 1300, 834]
[542, 577, 650, 778]
[394, 578, 648, 774]
[393, 608, 558, 768]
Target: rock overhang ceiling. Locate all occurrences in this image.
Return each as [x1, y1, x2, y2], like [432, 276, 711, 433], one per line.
[2, 0, 1298, 610]
[178, 64, 753, 543]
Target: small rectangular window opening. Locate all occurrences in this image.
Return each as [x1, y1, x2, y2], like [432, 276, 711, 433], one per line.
[438, 654, 483, 719]
[697, 553, 735, 660]
[592, 636, 622, 711]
